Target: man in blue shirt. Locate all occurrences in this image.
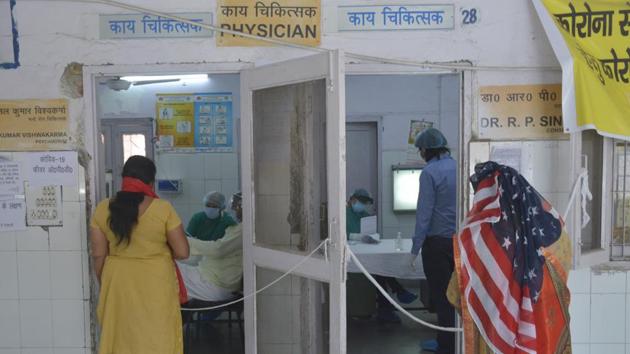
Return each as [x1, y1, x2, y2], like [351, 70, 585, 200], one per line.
[408, 128, 456, 354]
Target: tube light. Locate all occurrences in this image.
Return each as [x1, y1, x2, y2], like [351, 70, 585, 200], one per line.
[120, 74, 208, 82]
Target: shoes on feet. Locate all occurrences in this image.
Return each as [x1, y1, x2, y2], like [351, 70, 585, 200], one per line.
[420, 339, 439, 352]
[396, 289, 418, 304]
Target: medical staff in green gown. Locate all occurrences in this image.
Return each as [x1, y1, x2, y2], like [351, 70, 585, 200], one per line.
[187, 191, 237, 241]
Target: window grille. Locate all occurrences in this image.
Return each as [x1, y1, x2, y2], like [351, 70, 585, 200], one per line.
[611, 140, 630, 259]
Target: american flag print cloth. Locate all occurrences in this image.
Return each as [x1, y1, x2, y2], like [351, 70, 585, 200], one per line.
[457, 161, 565, 353]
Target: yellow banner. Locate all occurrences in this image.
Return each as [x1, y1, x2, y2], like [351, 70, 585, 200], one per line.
[538, 0, 630, 139]
[217, 0, 321, 47]
[477, 84, 566, 140]
[156, 94, 195, 148]
[0, 99, 70, 151]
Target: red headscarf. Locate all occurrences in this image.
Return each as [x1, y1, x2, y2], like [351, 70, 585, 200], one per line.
[121, 177, 159, 198]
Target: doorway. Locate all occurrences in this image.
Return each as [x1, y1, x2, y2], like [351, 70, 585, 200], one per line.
[346, 122, 379, 218]
[100, 118, 154, 198]
[85, 61, 465, 354]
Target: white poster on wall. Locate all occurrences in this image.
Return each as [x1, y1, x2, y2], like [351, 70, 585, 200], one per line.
[0, 161, 23, 197]
[0, 198, 26, 232]
[25, 151, 78, 187]
[490, 143, 522, 172]
[25, 185, 63, 226]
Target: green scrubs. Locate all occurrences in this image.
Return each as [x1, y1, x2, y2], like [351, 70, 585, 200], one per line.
[346, 206, 370, 238]
[186, 212, 237, 241]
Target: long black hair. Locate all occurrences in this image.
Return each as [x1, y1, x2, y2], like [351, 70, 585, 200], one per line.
[108, 155, 157, 245]
[423, 147, 450, 163]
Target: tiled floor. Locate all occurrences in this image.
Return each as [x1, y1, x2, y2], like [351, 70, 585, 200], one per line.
[186, 319, 244, 354]
[347, 310, 436, 354]
[186, 309, 437, 354]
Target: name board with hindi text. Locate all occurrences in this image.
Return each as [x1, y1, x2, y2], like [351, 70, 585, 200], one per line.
[477, 84, 566, 140]
[99, 13, 213, 39]
[338, 5, 454, 31]
[25, 151, 78, 187]
[0, 99, 70, 151]
[217, 0, 320, 46]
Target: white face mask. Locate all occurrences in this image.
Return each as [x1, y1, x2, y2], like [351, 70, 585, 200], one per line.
[351, 201, 366, 213]
[204, 207, 220, 220]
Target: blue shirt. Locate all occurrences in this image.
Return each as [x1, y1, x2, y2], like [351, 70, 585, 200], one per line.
[412, 153, 457, 255]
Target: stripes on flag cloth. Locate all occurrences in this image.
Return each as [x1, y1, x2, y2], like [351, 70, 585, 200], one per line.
[458, 161, 563, 353]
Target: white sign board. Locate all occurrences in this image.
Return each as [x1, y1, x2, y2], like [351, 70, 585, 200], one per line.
[338, 5, 454, 31]
[99, 13, 213, 39]
[0, 198, 26, 232]
[0, 161, 22, 197]
[25, 185, 63, 226]
[25, 151, 78, 187]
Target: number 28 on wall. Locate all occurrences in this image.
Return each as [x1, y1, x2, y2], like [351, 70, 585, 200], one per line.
[461, 8, 479, 25]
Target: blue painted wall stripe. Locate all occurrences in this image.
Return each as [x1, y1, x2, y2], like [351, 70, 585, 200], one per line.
[1, 0, 20, 69]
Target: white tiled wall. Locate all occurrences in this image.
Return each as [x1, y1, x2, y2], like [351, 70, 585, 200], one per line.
[155, 152, 240, 225]
[0, 152, 90, 353]
[568, 266, 630, 354]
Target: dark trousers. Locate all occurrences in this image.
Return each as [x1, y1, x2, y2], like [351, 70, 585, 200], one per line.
[421, 236, 455, 354]
[373, 275, 405, 310]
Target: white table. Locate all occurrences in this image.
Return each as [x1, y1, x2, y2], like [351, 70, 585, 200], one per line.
[347, 239, 425, 279]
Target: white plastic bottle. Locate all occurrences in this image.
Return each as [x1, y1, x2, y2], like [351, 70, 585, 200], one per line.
[395, 232, 402, 251]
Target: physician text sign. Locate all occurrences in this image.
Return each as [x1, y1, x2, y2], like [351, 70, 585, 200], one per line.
[217, 0, 320, 46]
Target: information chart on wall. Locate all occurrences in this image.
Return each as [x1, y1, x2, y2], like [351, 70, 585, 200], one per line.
[156, 93, 234, 151]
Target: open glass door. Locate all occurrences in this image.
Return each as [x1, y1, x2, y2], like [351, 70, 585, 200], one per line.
[240, 50, 346, 354]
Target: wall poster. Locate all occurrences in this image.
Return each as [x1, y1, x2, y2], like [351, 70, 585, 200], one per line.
[0, 198, 26, 231]
[156, 93, 234, 151]
[25, 184, 63, 226]
[156, 94, 196, 148]
[0, 161, 22, 197]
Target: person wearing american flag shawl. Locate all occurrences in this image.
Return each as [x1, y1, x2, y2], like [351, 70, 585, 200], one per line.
[448, 161, 572, 354]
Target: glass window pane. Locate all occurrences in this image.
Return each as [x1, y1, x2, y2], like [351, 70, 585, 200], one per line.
[252, 79, 327, 253]
[612, 140, 630, 258]
[122, 134, 146, 163]
[581, 130, 603, 251]
[256, 267, 329, 354]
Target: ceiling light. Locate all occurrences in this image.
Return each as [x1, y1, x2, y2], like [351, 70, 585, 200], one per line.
[120, 74, 208, 82]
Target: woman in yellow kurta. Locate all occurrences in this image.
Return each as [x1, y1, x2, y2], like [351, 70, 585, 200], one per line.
[90, 156, 189, 354]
